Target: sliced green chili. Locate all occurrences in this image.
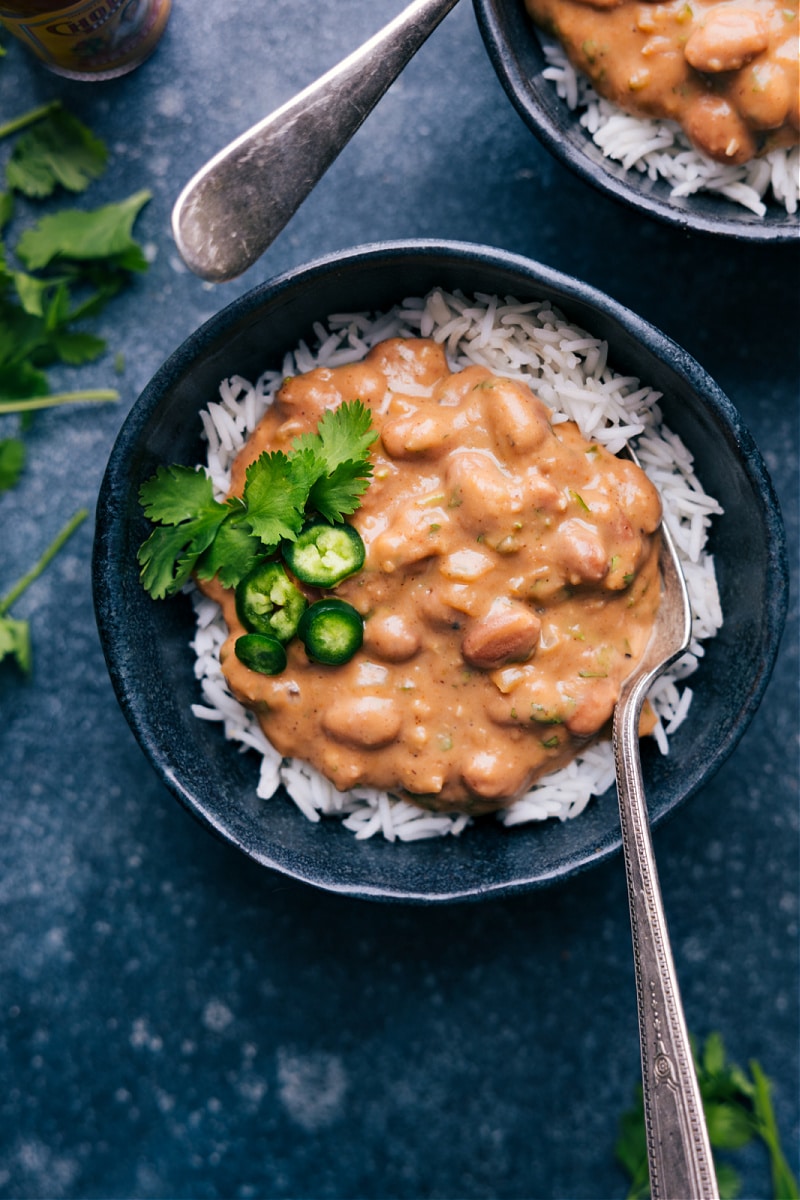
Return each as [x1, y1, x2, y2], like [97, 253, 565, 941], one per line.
[297, 598, 364, 666]
[235, 561, 307, 643]
[282, 520, 365, 587]
[234, 633, 287, 676]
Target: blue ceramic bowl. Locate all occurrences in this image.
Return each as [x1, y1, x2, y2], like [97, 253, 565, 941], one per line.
[92, 241, 788, 901]
[473, 0, 799, 241]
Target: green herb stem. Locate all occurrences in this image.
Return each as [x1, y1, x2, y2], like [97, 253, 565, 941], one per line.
[1, 388, 119, 414]
[0, 508, 87, 615]
[750, 1060, 800, 1200]
[0, 100, 62, 142]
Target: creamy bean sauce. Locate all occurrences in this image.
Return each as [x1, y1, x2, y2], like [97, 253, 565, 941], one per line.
[205, 338, 662, 816]
[525, 0, 799, 164]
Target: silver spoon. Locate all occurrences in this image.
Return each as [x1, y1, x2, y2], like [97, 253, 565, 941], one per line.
[172, 0, 461, 282]
[613, 462, 719, 1200]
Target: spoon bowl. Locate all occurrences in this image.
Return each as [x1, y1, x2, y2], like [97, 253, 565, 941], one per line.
[172, 0, 461, 281]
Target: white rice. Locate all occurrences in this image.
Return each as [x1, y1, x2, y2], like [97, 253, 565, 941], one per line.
[541, 38, 800, 217]
[188, 289, 724, 840]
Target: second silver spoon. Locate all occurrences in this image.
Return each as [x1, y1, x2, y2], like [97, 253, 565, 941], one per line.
[172, 0, 461, 283]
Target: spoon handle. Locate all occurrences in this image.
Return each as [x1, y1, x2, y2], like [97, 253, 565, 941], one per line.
[614, 684, 719, 1200]
[172, 0, 462, 282]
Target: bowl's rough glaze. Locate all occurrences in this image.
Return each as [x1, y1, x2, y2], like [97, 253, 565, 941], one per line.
[472, 0, 799, 242]
[92, 242, 788, 901]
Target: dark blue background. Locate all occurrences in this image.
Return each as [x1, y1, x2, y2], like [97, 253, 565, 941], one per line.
[0, 2, 797, 1196]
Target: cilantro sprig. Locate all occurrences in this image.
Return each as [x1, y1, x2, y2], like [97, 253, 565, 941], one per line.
[616, 1032, 798, 1200]
[137, 400, 377, 600]
[0, 104, 152, 495]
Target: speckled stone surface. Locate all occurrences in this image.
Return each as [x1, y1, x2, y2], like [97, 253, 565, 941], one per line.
[0, 3, 797, 1198]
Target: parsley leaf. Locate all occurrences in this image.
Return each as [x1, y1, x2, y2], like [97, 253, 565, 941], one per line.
[16, 189, 151, 271]
[138, 400, 377, 599]
[0, 509, 86, 673]
[615, 1033, 799, 1200]
[6, 106, 107, 198]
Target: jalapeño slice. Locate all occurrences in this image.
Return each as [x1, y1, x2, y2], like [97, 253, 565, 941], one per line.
[282, 520, 365, 587]
[234, 633, 287, 675]
[235, 561, 307, 643]
[297, 598, 364, 666]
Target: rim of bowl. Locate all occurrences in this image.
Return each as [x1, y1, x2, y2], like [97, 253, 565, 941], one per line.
[93, 239, 789, 901]
[472, 0, 800, 242]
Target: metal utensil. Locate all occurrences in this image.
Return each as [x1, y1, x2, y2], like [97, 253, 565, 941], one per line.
[172, 0, 462, 282]
[613, 469, 719, 1200]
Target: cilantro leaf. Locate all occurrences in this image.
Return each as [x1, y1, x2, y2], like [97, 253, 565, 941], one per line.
[0, 191, 12, 234]
[139, 464, 224, 527]
[0, 616, 31, 673]
[241, 451, 308, 548]
[137, 466, 230, 599]
[308, 457, 373, 523]
[194, 514, 263, 589]
[0, 360, 49, 405]
[704, 1101, 754, 1151]
[16, 189, 151, 270]
[137, 523, 214, 600]
[49, 329, 106, 365]
[6, 107, 107, 198]
[291, 401, 376, 521]
[12, 270, 54, 317]
[0, 437, 25, 492]
[614, 1034, 799, 1200]
[292, 399, 377, 471]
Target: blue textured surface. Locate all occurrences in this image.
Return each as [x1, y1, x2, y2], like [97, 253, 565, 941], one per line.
[0, 2, 797, 1197]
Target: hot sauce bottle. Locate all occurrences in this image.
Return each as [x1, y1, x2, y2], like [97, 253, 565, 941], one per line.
[0, 0, 171, 80]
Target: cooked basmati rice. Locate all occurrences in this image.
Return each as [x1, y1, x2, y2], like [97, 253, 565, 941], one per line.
[541, 37, 800, 218]
[189, 289, 723, 840]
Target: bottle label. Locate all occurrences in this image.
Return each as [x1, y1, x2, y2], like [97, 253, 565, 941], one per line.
[0, 0, 171, 75]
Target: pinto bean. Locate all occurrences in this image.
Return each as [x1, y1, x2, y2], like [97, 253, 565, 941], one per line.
[370, 507, 448, 573]
[731, 61, 793, 130]
[380, 412, 455, 458]
[461, 601, 541, 670]
[321, 696, 402, 748]
[685, 7, 769, 73]
[611, 460, 662, 533]
[460, 751, 530, 803]
[363, 613, 421, 662]
[366, 337, 449, 391]
[480, 378, 551, 456]
[552, 518, 609, 584]
[445, 452, 526, 519]
[563, 680, 618, 736]
[683, 93, 758, 163]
